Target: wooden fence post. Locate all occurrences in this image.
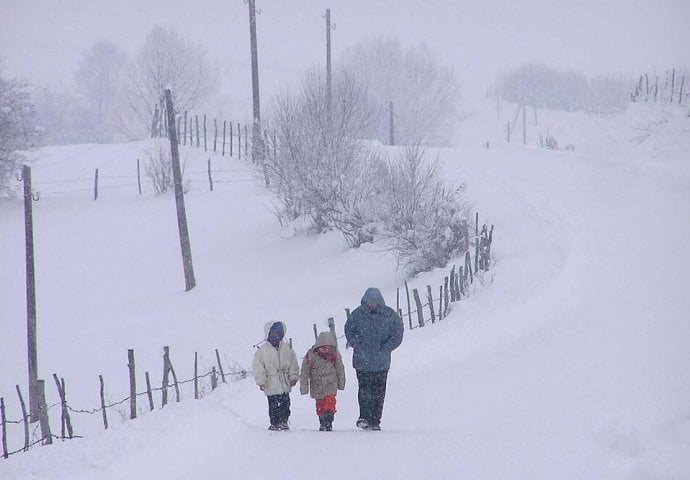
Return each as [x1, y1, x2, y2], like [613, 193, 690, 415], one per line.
[161, 347, 170, 407]
[230, 121, 234, 157]
[412, 289, 425, 327]
[404, 281, 413, 330]
[93, 168, 99, 200]
[137, 159, 142, 195]
[427, 285, 436, 323]
[183, 111, 187, 146]
[208, 158, 213, 191]
[144, 372, 154, 411]
[238, 122, 242, 160]
[443, 277, 450, 316]
[438, 285, 443, 320]
[211, 367, 218, 391]
[222, 120, 226, 156]
[98, 375, 108, 429]
[1, 397, 7, 458]
[127, 349, 136, 420]
[215, 349, 227, 383]
[52, 374, 66, 438]
[313, 323, 318, 341]
[203, 114, 207, 152]
[15, 385, 29, 451]
[244, 125, 249, 161]
[37, 380, 52, 445]
[195, 115, 200, 148]
[459, 267, 465, 296]
[328, 317, 338, 347]
[213, 118, 218, 152]
[449, 266, 456, 302]
[167, 348, 181, 403]
[194, 352, 199, 400]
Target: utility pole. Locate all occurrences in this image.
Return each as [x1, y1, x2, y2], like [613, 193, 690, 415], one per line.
[325, 8, 332, 119]
[247, 0, 262, 162]
[20, 165, 39, 423]
[164, 89, 196, 291]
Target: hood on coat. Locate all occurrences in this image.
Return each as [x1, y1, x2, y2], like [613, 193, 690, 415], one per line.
[360, 287, 386, 308]
[263, 321, 287, 340]
[314, 331, 336, 348]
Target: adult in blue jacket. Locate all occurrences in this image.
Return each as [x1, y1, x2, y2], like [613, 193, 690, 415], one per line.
[344, 287, 404, 430]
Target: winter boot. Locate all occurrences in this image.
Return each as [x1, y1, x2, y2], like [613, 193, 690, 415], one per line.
[268, 423, 280, 431]
[323, 411, 334, 431]
[356, 417, 371, 430]
[279, 420, 290, 431]
[318, 416, 326, 431]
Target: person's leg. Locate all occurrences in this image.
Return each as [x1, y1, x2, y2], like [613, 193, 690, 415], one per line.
[279, 393, 291, 429]
[267, 395, 280, 429]
[369, 370, 389, 428]
[322, 395, 336, 431]
[316, 397, 327, 431]
[357, 370, 374, 428]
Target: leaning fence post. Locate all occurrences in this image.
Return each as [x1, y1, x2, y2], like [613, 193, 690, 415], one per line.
[207, 158, 213, 191]
[194, 353, 199, 400]
[60, 378, 73, 438]
[144, 372, 154, 411]
[427, 285, 436, 323]
[438, 285, 443, 320]
[404, 281, 413, 330]
[37, 380, 52, 445]
[127, 349, 136, 420]
[161, 347, 170, 407]
[328, 317, 338, 347]
[1, 397, 8, 458]
[167, 349, 181, 403]
[412, 289, 425, 327]
[137, 159, 142, 195]
[52, 374, 67, 439]
[215, 349, 227, 383]
[98, 375, 108, 430]
[15, 385, 29, 451]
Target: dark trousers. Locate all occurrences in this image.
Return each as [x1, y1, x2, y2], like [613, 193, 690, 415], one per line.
[267, 393, 290, 425]
[356, 370, 388, 426]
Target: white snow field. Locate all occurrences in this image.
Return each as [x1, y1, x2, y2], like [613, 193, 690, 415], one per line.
[1, 102, 689, 479]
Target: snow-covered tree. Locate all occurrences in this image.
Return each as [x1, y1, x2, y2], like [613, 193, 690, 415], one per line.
[129, 25, 217, 137]
[0, 73, 42, 196]
[341, 37, 463, 146]
[74, 40, 129, 142]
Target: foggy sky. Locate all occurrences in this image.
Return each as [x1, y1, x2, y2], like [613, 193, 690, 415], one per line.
[1, 0, 689, 111]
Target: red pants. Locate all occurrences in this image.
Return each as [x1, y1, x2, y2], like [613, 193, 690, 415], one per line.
[315, 395, 337, 416]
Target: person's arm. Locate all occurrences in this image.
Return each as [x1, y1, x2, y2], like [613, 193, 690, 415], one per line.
[344, 313, 361, 349]
[335, 351, 346, 390]
[252, 349, 267, 389]
[381, 310, 404, 352]
[299, 352, 311, 395]
[288, 347, 300, 386]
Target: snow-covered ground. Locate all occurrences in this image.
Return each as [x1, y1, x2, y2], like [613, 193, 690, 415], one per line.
[1, 101, 689, 479]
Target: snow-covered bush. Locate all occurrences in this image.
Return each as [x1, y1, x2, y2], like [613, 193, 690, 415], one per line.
[341, 37, 463, 146]
[262, 69, 378, 244]
[381, 145, 471, 276]
[142, 139, 188, 195]
[0, 73, 42, 196]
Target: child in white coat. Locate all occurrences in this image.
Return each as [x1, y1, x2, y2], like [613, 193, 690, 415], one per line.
[252, 321, 300, 430]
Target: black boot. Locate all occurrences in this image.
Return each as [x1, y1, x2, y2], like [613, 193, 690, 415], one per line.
[318, 415, 326, 431]
[323, 411, 334, 431]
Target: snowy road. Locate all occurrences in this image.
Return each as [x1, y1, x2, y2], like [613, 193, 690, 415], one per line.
[1, 111, 689, 479]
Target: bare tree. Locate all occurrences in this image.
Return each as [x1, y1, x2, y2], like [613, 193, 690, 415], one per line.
[129, 26, 217, 137]
[341, 37, 463, 146]
[0, 72, 42, 196]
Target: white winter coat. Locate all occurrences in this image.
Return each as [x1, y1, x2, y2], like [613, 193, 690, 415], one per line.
[252, 321, 300, 396]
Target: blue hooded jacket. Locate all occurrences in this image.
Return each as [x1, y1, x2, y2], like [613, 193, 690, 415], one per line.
[345, 287, 404, 372]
